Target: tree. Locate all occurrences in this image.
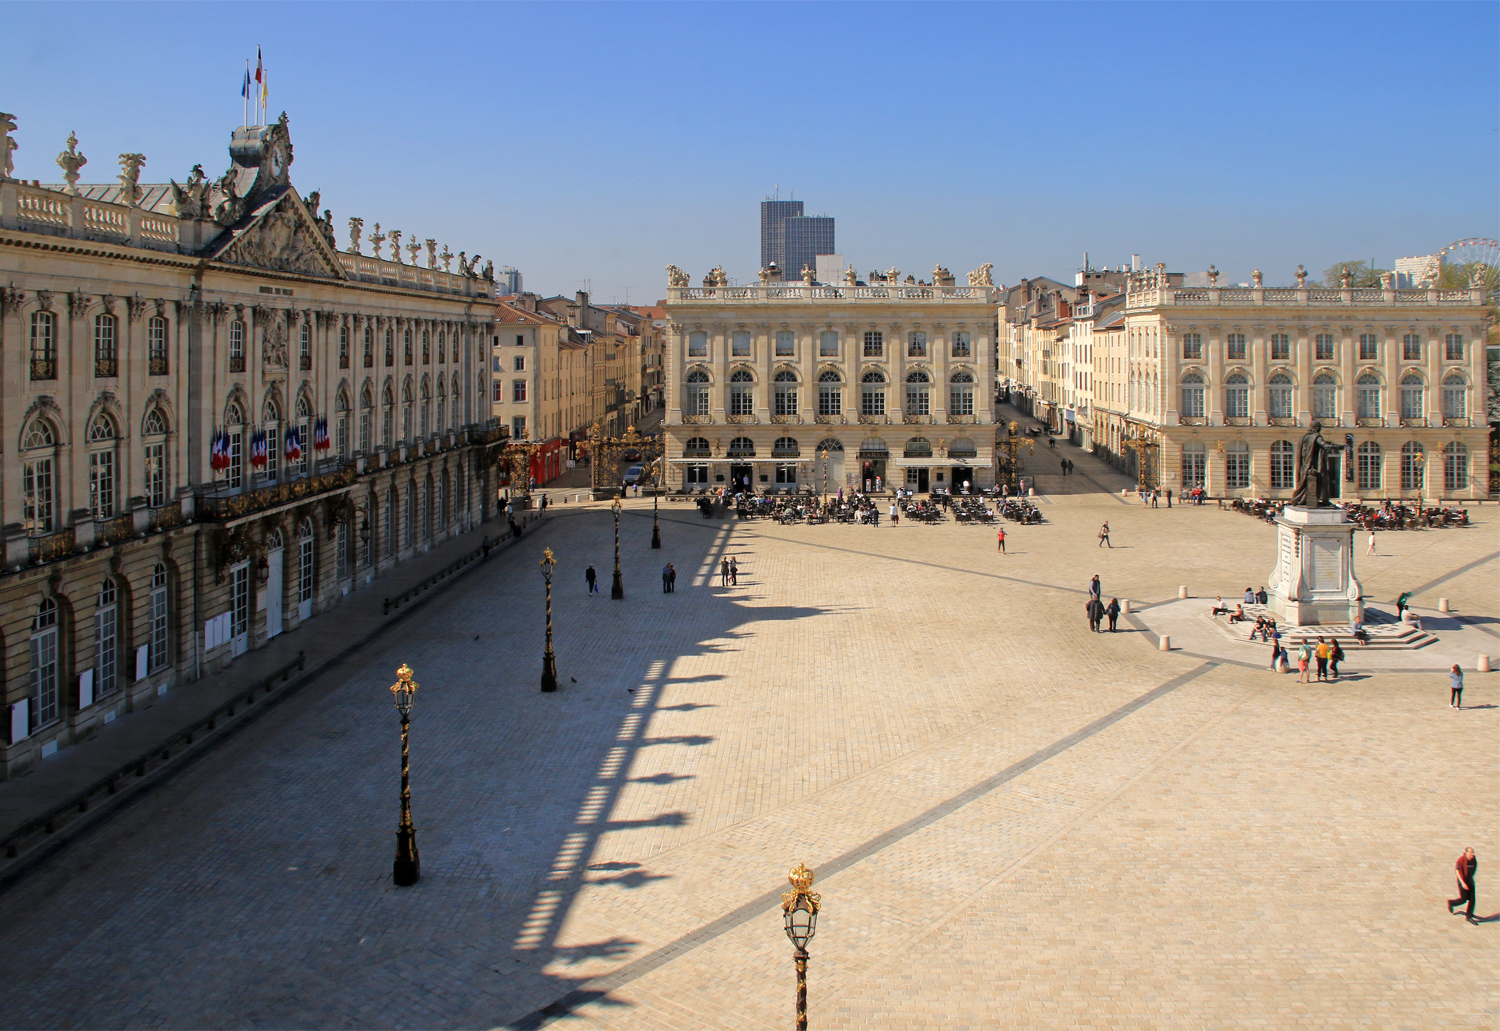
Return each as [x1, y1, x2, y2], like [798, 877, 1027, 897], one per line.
[1320, 260, 1388, 289]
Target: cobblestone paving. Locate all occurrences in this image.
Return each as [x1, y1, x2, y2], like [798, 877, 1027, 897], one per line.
[0, 475, 1493, 1030]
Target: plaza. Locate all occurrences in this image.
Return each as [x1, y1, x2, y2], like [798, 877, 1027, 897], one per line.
[0, 446, 1493, 1030]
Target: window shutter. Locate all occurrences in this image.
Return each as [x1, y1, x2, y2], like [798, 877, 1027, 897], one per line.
[78, 670, 94, 710]
[135, 645, 149, 682]
[10, 700, 30, 743]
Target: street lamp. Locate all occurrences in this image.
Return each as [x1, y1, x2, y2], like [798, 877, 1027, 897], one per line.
[817, 447, 827, 501]
[781, 862, 821, 1031]
[651, 478, 662, 549]
[389, 663, 420, 886]
[539, 548, 558, 692]
[610, 497, 625, 599]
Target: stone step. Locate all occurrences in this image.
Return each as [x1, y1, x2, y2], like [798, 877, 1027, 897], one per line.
[1201, 611, 1437, 650]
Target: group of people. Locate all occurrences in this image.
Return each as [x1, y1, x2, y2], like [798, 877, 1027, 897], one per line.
[1347, 500, 1471, 531]
[1084, 574, 1122, 632]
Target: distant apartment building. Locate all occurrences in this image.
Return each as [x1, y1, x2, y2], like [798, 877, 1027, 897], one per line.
[760, 198, 836, 280]
[493, 266, 523, 297]
[490, 295, 587, 484]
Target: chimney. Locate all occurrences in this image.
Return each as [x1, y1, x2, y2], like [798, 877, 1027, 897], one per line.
[572, 289, 589, 329]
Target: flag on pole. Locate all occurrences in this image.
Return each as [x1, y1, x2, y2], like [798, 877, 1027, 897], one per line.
[241, 65, 251, 99]
[211, 430, 229, 472]
[313, 416, 330, 452]
[285, 424, 302, 463]
[255, 47, 264, 122]
[250, 430, 268, 468]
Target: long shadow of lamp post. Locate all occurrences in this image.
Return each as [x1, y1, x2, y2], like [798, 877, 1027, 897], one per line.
[651, 437, 663, 549]
[782, 862, 820, 1031]
[390, 663, 420, 886]
[540, 547, 558, 692]
[610, 497, 625, 599]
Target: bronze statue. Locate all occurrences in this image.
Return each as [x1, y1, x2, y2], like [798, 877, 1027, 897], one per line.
[1291, 420, 1336, 507]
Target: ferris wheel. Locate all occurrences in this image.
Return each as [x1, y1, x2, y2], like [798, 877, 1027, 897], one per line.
[1438, 238, 1500, 268]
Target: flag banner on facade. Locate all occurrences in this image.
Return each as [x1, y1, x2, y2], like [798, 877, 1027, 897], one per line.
[313, 416, 330, 451]
[250, 430, 268, 468]
[285, 424, 302, 462]
[210, 430, 230, 471]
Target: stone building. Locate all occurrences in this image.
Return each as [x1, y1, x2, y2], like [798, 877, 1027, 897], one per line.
[661, 265, 999, 493]
[1094, 265, 1490, 498]
[490, 296, 586, 483]
[0, 110, 504, 777]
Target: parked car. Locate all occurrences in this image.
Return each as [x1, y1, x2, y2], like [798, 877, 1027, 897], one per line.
[622, 447, 643, 461]
[623, 465, 646, 485]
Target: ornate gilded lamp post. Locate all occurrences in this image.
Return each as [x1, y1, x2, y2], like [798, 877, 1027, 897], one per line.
[540, 548, 558, 692]
[610, 497, 625, 599]
[782, 863, 821, 1031]
[389, 663, 420, 886]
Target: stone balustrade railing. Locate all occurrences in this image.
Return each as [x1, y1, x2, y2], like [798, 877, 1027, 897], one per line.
[336, 253, 485, 297]
[0, 180, 181, 252]
[668, 284, 997, 304]
[1128, 283, 1486, 309]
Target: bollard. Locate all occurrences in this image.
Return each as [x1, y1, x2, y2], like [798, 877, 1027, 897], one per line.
[1158, 635, 1171, 651]
[1178, 586, 1188, 599]
[1480, 655, 1492, 673]
[1439, 598, 1450, 613]
[1122, 599, 1132, 614]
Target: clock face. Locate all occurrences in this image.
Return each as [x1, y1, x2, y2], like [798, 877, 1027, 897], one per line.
[269, 144, 285, 179]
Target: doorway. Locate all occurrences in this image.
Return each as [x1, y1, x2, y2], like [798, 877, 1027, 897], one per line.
[729, 464, 753, 492]
[860, 459, 887, 492]
[952, 467, 975, 492]
[905, 467, 929, 493]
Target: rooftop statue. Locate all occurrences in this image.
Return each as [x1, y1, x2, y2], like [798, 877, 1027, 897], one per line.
[665, 264, 690, 287]
[967, 263, 993, 287]
[1, 111, 18, 180]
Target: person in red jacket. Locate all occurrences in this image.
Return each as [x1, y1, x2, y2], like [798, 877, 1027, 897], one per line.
[1448, 847, 1477, 922]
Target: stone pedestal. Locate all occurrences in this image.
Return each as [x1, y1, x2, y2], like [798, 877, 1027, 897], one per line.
[1266, 506, 1363, 625]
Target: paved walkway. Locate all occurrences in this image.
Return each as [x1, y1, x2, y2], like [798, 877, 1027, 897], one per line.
[0, 488, 1492, 1030]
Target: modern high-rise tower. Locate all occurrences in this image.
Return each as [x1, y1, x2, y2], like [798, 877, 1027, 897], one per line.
[760, 197, 836, 279]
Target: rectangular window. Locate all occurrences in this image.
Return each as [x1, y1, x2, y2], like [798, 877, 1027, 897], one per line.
[30, 626, 58, 729]
[1403, 334, 1421, 361]
[862, 386, 885, 416]
[230, 563, 250, 638]
[515, 334, 524, 347]
[1180, 385, 1204, 418]
[1315, 333, 1335, 361]
[908, 332, 927, 358]
[1270, 447, 1295, 490]
[951, 332, 971, 358]
[1225, 385, 1249, 419]
[336, 415, 348, 460]
[950, 387, 974, 415]
[775, 387, 797, 415]
[149, 582, 168, 671]
[732, 331, 751, 357]
[1182, 333, 1202, 360]
[300, 535, 314, 603]
[23, 457, 54, 534]
[1357, 383, 1381, 419]
[513, 379, 527, 403]
[1445, 334, 1464, 361]
[30, 311, 56, 380]
[1443, 382, 1467, 419]
[1225, 448, 1250, 490]
[230, 320, 246, 371]
[339, 325, 350, 368]
[95, 314, 117, 377]
[1358, 333, 1378, 361]
[1357, 447, 1382, 491]
[729, 386, 754, 416]
[1400, 382, 1424, 419]
[493, 379, 504, 403]
[145, 442, 166, 507]
[95, 603, 117, 697]
[863, 331, 883, 357]
[265, 427, 279, 480]
[775, 331, 795, 356]
[775, 464, 798, 484]
[299, 323, 311, 370]
[1267, 384, 1293, 419]
[512, 416, 526, 439]
[820, 331, 839, 357]
[88, 450, 114, 519]
[1270, 333, 1291, 361]
[362, 326, 374, 368]
[1225, 333, 1246, 361]
[687, 387, 709, 416]
[1445, 447, 1469, 491]
[148, 316, 169, 375]
[1312, 384, 1337, 420]
[359, 411, 371, 452]
[228, 431, 242, 489]
[514, 354, 525, 372]
[906, 385, 930, 415]
[818, 386, 841, 416]
[685, 463, 708, 485]
[336, 520, 349, 581]
[688, 331, 708, 357]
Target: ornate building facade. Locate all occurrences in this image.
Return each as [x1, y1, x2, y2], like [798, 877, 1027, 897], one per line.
[0, 111, 505, 777]
[661, 265, 999, 493]
[1092, 266, 1491, 499]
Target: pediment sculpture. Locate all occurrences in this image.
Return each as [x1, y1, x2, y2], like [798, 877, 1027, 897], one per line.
[222, 200, 337, 278]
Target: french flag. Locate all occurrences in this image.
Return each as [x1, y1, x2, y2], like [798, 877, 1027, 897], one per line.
[210, 430, 230, 472]
[250, 431, 268, 468]
[313, 416, 330, 452]
[285, 424, 303, 463]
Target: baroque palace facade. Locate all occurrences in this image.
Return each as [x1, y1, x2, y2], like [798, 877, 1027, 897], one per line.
[661, 265, 999, 493]
[1090, 267, 1491, 498]
[0, 111, 505, 777]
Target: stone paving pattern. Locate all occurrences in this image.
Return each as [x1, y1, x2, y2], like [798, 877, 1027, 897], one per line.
[0, 445, 1493, 1030]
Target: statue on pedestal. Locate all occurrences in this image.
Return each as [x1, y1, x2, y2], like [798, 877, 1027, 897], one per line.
[1290, 420, 1336, 508]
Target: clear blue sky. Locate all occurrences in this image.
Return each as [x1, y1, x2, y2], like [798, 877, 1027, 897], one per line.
[3, 1, 1495, 301]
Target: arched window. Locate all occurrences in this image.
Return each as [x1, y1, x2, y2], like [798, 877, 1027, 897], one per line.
[149, 563, 169, 672]
[950, 371, 974, 416]
[1269, 439, 1296, 490]
[401, 379, 414, 441]
[87, 414, 118, 519]
[358, 384, 374, 452]
[1225, 440, 1251, 490]
[728, 369, 754, 416]
[143, 408, 169, 507]
[96, 578, 119, 698]
[385, 486, 397, 558]
[22, 418, 57, 534]
[148, 315, 169, 375]
[1356, 373, 1381, 420]
[1224, 373, 1249, 419]
[1400, 441, 1424, 493]
[31, 598, 60, 729]
[904, 437, 932, 457]
[435, 377, 446, 434]
[1444, 442, 1469, 492]
[30, 310, 56, 380]
[727, 436, 755, 456]
[1399, 373, 1425, 420]
[818, 370, 842, 416]
[1357, 441, 1382, 491]
[381, 381, 395, 447]
[298, 518, 315, 606]
[224, 402, 245, 490]
[1312, 372, 1337, 420]
[861, 370, 886, 417]
[684, 369, 709, 416]
[905, 370, 930, 415]
[773, 369, 798, 382]
[419, 378, 431, 438]
[94, 313, 118, 378]
[816, 437, 844, 452]
[1180, 373, 1205, 418]
[1267, 373, 1293, 420]
[1181, 440, 1206, 487]
[686, 369, 710, 382]
[772, 436, 800, 456]
[684, 436, 711, 456]
[774, 370, 798, 416]
[1442, 374, 1468, 421]
[262, 395, 282, 480]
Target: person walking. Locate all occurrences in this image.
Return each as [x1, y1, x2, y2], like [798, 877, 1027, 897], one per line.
[662, 562, 672, 593]
[720, 557, 731, 587]
[1448, 847, 1477, 922]
[585, 564, 599, 596]
[1315, 637, 1330, 681]
[668, 563, 677, 592]
[1296, 640, 1313, 682]
[996, 526, 1006, 553]
[1329, 638, 1344, 678]
[1106, 597, 1120, 632]
[1088, 575, 1101, 601]
[1098, 521, 1111, 548]
[1365, 530, 1377, 556]
[1086, 597, 1104, 632]
[729, 556, 738, 586]
[889, 501, 899, 525]
[1450, 664, 1464, 708]
[1269, 636, 1283, 672]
